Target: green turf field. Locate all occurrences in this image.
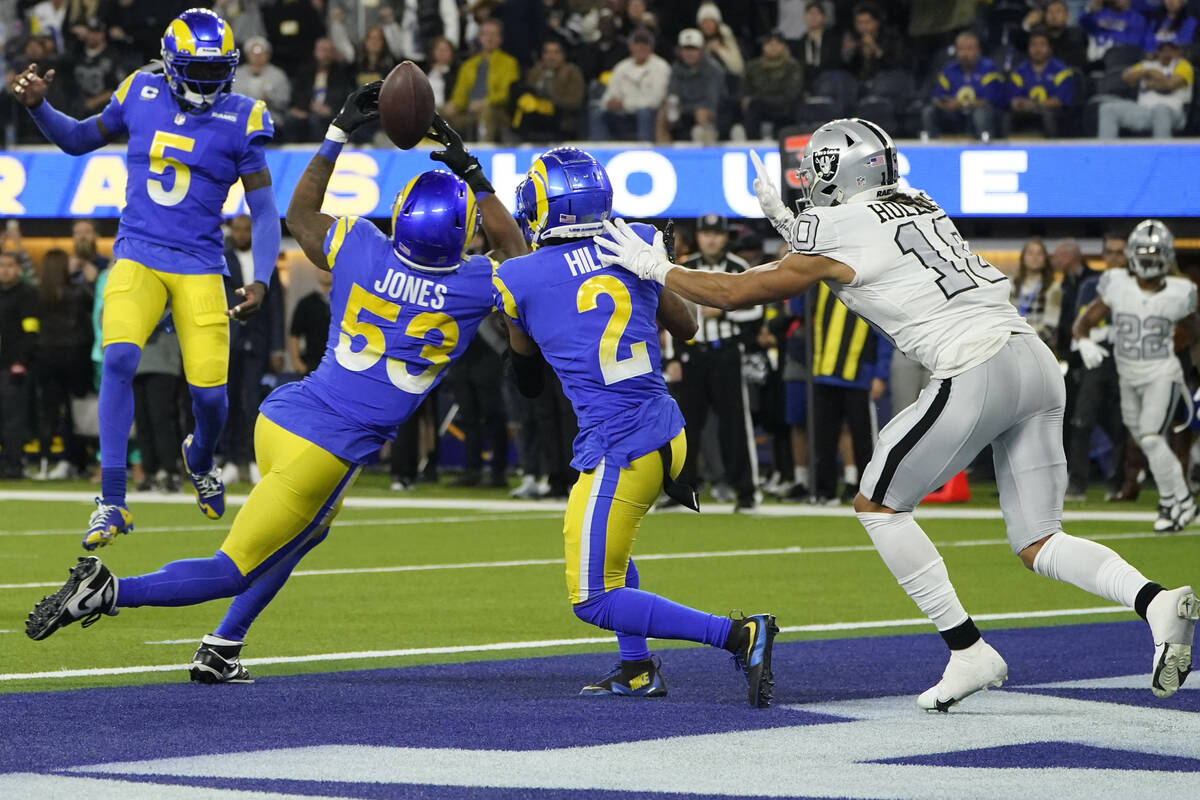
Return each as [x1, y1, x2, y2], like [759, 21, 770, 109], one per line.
[3, 476, 1198, 695]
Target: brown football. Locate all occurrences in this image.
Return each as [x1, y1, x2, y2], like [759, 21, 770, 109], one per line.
[378, 61, 435, 150]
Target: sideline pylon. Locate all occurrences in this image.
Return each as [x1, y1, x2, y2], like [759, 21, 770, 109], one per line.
[923, 471, 970, 503]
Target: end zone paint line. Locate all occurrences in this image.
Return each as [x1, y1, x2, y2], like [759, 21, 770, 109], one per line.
[0, 606, 1132, 682]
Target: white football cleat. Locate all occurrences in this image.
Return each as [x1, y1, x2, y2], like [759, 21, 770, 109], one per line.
[1173, 496, 1197, 530]
[917, 639, 1008, 712]
[1147, 585, 1199, 698]
[1154, 500, 1177, 533]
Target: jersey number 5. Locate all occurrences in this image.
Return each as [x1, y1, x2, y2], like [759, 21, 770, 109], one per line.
[576, 275, 652, 385]
[147, 131, 195, 207]
[335, 284, 460, 393]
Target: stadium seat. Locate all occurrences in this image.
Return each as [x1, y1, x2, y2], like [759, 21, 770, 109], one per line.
[855, 69, 917, 137]
[796, 69, 858, 129]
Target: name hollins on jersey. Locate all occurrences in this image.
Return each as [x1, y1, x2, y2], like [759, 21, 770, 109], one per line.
[866, 200, 925, 223]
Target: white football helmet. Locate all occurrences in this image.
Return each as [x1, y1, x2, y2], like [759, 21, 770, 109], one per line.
[1126, 219, 1176, 280]
[799, 118, 900, 207]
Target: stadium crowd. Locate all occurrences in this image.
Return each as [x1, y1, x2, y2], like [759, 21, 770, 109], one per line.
[1, 0, 1199, 510]
[1, 0, 1198, 144]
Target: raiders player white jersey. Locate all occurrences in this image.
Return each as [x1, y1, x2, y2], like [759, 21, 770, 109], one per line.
[1098, 269, 1197, 385]
[785, 196, 1033, 378]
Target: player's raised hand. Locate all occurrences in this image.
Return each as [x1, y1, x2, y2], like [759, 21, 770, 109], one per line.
[595, 219, 676, 285]
[228, 281, 266, 321]
[10, 63, 55, 108]
[427, 114, 494, 195]
[329, 80, 382, 138]
[749, 150, 795, 235]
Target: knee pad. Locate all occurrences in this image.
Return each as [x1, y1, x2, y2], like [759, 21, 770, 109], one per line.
[102, 342, 141, 380]
[855, 510, 915, 543]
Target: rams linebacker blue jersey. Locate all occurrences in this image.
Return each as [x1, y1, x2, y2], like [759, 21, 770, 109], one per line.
[97, 69, 273, 274]
[262, 216, 496, 463]
[493, 223, 684, 470]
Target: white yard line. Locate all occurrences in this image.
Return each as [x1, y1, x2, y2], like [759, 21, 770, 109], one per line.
[0, 488, 1168, 521]
[0, 605, 1131, 682]
[3, 529, 1194, 591]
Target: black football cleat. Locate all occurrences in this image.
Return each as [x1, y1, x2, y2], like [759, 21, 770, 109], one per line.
[26, 556, 119, 641]
[730, 613, 779, 708]
[580, 657, 667, 697]
[190, 634, 254, 684]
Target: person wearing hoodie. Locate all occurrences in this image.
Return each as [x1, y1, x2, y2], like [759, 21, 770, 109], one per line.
[743, 29, 804, 138]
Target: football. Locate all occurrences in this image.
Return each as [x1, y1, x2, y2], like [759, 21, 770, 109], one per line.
[378, 61, 435, 150]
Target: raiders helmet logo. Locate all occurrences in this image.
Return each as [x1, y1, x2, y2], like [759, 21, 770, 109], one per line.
[813, 147, 840, 181]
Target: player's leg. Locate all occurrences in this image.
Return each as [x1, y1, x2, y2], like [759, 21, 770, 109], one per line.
[27, 416, 360, 642]
[86, 259, 169, 547]
[569, 431, 778, 707]
[1134, 379, 1192, 530]
[166, 271, 232, 519]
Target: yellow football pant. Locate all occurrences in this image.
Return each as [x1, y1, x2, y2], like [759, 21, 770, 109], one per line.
[219, 415, 361, 578]
[101, 258, 229, 387]
[564, 430, 686, 604]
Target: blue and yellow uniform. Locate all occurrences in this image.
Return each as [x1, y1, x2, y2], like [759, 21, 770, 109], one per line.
[98, 68, 273, 385]
[1009, 57, 1074, 107]
[223, 216, 496, 579]
[933, 57, 1007, 108]
[494, 224, 685, 603]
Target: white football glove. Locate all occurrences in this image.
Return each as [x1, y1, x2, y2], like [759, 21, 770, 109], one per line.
[1074, 336, 1107, 370]
[595, 219, 676, 285]
[750, 150, 795, 236]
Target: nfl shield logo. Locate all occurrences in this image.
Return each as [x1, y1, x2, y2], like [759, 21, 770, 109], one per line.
[174, 113, 186, 126]
[813, 147, 839, 181]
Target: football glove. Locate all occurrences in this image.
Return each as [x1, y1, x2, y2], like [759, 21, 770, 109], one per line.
[328, 80, 382, 141]
[1074, 336, 1107, 370]
[595, 219, 676, 285]
[428, 114, 495, 195]
[750, 150, 795, 236]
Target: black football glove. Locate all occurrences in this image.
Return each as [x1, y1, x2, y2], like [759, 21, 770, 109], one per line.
[330, 80, 382, 139]
[427, 113, 495, 195]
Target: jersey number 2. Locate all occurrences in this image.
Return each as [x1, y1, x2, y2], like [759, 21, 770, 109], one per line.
[576, 275, 652, 385]
[147, 131, 194, 207]
[335, 284, 460, 394]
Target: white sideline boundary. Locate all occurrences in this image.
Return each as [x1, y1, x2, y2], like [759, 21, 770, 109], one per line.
[3, 528, 1193, 591]
[0, 605, 1129, 682]
[0, 488, 1168, 521]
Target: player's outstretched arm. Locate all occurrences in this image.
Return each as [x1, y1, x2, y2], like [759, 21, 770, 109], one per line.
[1072, 297, 1111, 369]
[596, 218, 852, 310]
[657, 289, 698, 340]
[10, 63, 113, 155]
[286, 82, 382, 270]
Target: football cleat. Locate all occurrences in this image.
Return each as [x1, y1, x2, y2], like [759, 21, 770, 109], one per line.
[182, 434, 226, 519]
[1147, 585, 1199, 698]
[26, 556, 119, 641]
[1173, 495, 1197, 531]
[730, 613, 779, 708]
[1154, 499, 1177, 533]
[82, 498, 133, 550]
[917, 639, 1008, 712]
[190, 634, 254, 684]
[580, 657, 667, 697]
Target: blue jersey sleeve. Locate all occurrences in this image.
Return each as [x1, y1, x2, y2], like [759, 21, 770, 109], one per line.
[492, 267, 528, 334]
[237, 99, 274, 175]
[933, 68, 954, 100]
[323, 216, 370, 270]
[96, 71, 139, 136]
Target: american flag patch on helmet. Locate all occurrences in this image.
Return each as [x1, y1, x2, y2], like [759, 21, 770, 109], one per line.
[867, 155, 885, 167]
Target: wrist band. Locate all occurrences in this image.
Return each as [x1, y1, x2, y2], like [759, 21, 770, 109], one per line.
[318, 137, 344, 162]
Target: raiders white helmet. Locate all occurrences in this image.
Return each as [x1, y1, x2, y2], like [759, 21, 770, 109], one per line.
[1126, 219, 1176, 280]
[799, 118, 900, 207]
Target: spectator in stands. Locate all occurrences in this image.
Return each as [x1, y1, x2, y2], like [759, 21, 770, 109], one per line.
[1009, 29, 1076, 137]
[1010, 237, 1062, 345]
[9, 34, 69, 143]
[1144, 0, 1197, 51]
[443, 18, 520, 142]
[132, 313, 184, 493]
[571, 4, 627, 81]
[220, 214, 284, 486]
[657, 27, 725, 144]
[350, 25, 398, 85]
[798, 1, 840, 76]
[213, 0, 268, 46]
[34, 248, 92, 480]
[289, 265, 331, 379]
[623, 0, 659, 40]
[109, 0, 194, 63]
[71, 219, 106, 285]
[26, 0, 67, 53]
[71, 17, 123, 117]
[424, 35, 459, 108]
[329, 0, 458, 63]
[840, 1, 907, 83]
[696, 2, 743, 76]
[512, 37, 584, 141]
[233, 37, 291, 130]
[1032, 0, 1090, 71]
[590, 26, 671, 141]
[0, 251, 37, 479]
[1081, 0, 1147, 68]
[922, 29, 1006, 140]
[743, 30, 803, 138]
[264, 0, 327, 76]
[1098, 37, 1194, 137]
[285, 36, 355, 143]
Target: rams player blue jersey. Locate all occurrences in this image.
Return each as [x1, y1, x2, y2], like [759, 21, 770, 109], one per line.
[261, 216, 496, 463]
[97, 70, 273, 274]
[493, 223, 684, 470]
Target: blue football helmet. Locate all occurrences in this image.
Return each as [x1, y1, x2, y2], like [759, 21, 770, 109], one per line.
[518, 147, 612, 243]
[161, 8, 239, 110]
[391, 170, 478, 272]
[512, 177, 534, 244]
